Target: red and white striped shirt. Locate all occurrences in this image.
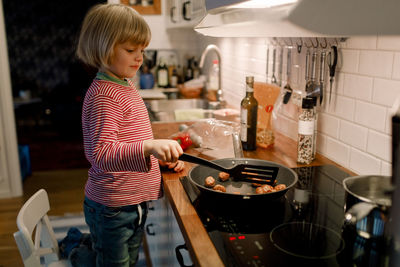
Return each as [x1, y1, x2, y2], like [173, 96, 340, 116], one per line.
[82, 77, 162, 207]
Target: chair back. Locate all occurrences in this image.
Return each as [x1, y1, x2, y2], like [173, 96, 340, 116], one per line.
[14, 189, 69, 267]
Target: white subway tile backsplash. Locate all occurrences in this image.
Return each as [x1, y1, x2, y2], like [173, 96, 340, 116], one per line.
[340, 49, 359, 73]
[319, 113, 340, 138]
[316, 133, 328, 155]
[359, 50, 393, 79]
[339, 120, 368, 150]
[330, 95, 355, 121]
[354, 101, 387, 132]
[195, 35, 395, 175]
[381, 161, 392, 176]
[326, 137, 350, 167]
[373, 78, 400, 107]
[367, 130, 392, 162]
[377, 36, 400, 51]
[392, 53, 400, 80]
[343, 74, 373, 101]
[344, 36, 377, 50]
[349, 148, 381, 175]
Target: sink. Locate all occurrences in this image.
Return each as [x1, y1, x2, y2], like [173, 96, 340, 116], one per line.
[145, 99, 218, 122]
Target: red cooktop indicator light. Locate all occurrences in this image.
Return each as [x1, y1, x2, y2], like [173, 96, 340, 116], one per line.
[253, 256, 259, 259]
[229, 237, 236, 241]
[238, 236, 245, 240]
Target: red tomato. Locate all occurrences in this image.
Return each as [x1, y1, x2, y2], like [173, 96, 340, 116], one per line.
[173, 133, 193, 150]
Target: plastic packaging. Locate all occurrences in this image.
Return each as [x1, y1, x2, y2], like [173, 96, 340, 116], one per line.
[170, 119, 240, 153]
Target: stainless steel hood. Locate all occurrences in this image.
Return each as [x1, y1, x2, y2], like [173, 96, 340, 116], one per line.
[195, 0, 323, 37]
[288, 0, 400, 36]
[195, 0, 400, 37]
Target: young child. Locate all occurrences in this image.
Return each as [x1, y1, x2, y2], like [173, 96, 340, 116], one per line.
[75, 3, 184, 266]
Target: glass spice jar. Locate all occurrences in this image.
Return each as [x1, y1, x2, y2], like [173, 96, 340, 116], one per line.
[297, 97, 315, 164]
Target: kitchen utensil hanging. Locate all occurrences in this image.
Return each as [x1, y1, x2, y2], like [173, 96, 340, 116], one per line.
[266, 44, 269, 83]
[328, 45, 338, 105]
[319, 50, 326, 105]
[305, 48, 320, 105]
[278, 45, 284, 87]
[271, 45, 277, 85]
[283, 46, 293, 104]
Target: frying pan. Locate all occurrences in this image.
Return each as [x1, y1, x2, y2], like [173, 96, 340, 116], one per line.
[187, 157, 298, 201]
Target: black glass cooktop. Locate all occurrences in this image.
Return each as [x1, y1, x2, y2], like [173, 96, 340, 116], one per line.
[180, 165, 389, 267]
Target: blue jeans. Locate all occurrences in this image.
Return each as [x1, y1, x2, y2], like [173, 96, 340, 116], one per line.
[83, 197, 148, 267]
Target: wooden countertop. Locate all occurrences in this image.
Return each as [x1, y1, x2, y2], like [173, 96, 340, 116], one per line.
[152, 122, 356, 267]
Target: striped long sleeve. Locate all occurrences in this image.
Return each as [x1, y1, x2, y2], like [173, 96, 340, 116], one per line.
[82, 79, 162, 207]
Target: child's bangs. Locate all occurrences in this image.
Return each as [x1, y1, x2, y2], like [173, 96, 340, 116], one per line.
[121, 16, 151, 47]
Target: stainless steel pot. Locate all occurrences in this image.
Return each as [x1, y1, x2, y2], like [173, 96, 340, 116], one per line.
[343, 175, 392, 240]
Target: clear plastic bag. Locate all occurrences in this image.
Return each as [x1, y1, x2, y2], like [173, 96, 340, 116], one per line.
[170, 118, 240, 154]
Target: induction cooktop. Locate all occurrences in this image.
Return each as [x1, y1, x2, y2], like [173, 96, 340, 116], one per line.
[180, 165, 389, 267]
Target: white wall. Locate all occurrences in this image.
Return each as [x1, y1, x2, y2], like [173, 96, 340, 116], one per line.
[142, 1, 201, 65]
[196, 36, 400, 176]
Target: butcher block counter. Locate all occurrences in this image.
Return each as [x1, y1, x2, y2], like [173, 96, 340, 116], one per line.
[152, 122, 356, 267]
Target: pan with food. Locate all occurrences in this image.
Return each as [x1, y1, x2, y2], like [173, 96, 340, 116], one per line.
[186, 157, 298, 201]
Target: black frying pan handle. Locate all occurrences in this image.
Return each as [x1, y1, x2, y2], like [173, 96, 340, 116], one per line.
[179, 153, 227, 172]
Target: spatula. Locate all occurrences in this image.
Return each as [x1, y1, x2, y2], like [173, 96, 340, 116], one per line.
[179, 153, 279, 185]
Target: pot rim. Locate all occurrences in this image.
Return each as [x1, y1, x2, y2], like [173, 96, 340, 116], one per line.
[342, 175, 392, 207]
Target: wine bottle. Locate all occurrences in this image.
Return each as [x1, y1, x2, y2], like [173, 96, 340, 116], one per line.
[157, 58, 169, 88]
[240, 76, 258, 151]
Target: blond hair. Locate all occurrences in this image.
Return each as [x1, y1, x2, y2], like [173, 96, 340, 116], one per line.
[77, 4, 151, 69]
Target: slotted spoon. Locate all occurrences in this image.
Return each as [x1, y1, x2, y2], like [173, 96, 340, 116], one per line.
[179, 153, 279, 185]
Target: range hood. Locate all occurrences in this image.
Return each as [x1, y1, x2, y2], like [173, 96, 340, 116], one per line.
[195, 0, 400, 37]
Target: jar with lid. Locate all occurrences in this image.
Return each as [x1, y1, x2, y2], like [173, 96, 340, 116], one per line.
[297, 97, 315, 164]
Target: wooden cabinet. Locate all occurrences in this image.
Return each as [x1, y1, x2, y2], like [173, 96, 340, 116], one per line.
[166, 0, 206, 29]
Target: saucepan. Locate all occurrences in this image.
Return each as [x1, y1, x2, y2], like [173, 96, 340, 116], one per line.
[185, 157, 298, 202]
[343, 175, 392, 240]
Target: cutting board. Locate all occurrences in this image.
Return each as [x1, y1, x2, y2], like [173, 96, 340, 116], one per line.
[253, 82, 281, 148]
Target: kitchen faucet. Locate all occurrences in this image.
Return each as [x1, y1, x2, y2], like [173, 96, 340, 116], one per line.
[199, 44, 224, 107]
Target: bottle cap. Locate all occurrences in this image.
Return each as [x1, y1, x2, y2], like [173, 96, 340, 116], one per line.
[302, 97, 314, 109]
[246, 76, 254, 83]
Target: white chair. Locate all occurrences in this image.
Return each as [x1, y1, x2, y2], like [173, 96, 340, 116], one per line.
[13, 189, 71, 267]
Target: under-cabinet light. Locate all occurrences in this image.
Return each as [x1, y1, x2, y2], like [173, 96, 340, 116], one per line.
[231, 0, 297, 9]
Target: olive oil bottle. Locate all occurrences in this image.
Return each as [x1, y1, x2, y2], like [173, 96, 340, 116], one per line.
[240, 76, 258, 150]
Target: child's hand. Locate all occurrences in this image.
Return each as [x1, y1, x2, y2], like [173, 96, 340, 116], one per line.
[159, 160, 185, 172]
[143, 139, 183, 162]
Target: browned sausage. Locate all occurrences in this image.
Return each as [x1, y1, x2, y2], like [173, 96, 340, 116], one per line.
[261, 184, 274, 193]
[204, 176, 216, 188]
[255, 187, 265, 194]
[274, 184, 287, 191]
[218, 172, 230, 181]
[213, 184, 226, 192]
